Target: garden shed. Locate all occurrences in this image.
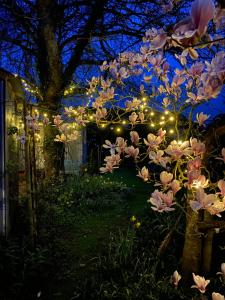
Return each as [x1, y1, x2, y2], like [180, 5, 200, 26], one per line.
[0, 69, 88, 236]
[0, 68, 23, 236]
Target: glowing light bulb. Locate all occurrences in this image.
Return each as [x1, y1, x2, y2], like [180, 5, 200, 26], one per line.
[122, 120, 126, 124]
[150, 123, 155, 127]
[178, 140, 182, 145]
[161, 116, 165, 120]
[150, 112, 154, 116]
[165, 110, 169, 115]
[89, 115, 94, 120]
[116, 127, 121, 133]
[43, 113, 48, 117]
[159, 121, 165, 125]
[169, 116, 174, 121]
[101, 124, 106, 128]
[142, 97, 147, 101]
[169, 129, 174, 134]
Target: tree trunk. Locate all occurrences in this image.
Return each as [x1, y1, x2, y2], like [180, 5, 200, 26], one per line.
[182, 194, 203, 282]
[43, 116, 64, 179]
[202, 212, 214, 275]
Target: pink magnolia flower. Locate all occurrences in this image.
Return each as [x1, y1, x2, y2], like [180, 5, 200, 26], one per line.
[160, 171, 173, 186]
[75, 116, 88, 127]
[138, 112, 145, 123]
[212, 292, 225, 300]
[191, 175, 209, 189]
[172, 75, 186, 88]
[137, 166, 150, 182]
[191, 0, 215, 36]
[187, 169, 201, 188]
[53, 115, 63, 127]
[191, 273, 210, 293]
[218, 180, 225, 197]
[206, 52, 225, 81]
[148, 190, 175, 212]
[188, 62, 204, 77]
[125, 98, 141, 111]
[207, 200, 225, 217]
[130, 131, 140, 145]
[216, 263, 225, 277]
[100, 154, 121, 173]
[170, 180, 181, 195]
[129, 112, 138, 125]
[144, 133, 162, 151]
[190, 138, 205, 156]
[165, 140, 191, 160]
[172, 270, 182, 288]
[54, 133, 67, 143]
[172, 0, 215, 45]
[187, 91, 205, 104]
[162, 97, 170, 107]
[64, 106, 76, 116]
[157, 128, 166, 139]
[116, 137, 127, 154]
[150, 30, 168, 50]
[190, 188, 216, 212]
[100, 162, 117, 173]
[100, 77, 112, 90]
[196, 112, 210, 126]
[104, 154, 121, 166]
[103, 140, 116, 155]
[94, 108, 107, 122]
[125, 146, 139, 159]
[188, 157, 202, 171]
[200, 74, 223, 99]
[149, 150, 170, 168]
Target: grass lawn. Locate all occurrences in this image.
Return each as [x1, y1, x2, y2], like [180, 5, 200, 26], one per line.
[44, 168, 154, 299]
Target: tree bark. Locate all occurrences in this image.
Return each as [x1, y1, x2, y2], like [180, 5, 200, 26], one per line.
[43, 120, 64, 179]
[201, 212, 214, 275]
[182, 194, 203, 282]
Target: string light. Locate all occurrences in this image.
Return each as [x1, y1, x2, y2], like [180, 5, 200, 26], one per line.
[150, 123, 155, 127]
[116, 127, 121, 133]
[150, 112, 155, 116]
[159, 121, 165, 125]
[122, 120, 126, 124]
[161, 116, 165, 120]
[169, 129, 174, 134]
[164, 110, 169, 115]
[169, 116, 175, 121]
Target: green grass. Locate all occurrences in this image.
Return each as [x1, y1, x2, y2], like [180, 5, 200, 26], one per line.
[43, 168, 154, 299]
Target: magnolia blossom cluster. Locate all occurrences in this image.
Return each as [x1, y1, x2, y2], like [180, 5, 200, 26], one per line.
[18, 113, 44, 144]
[53, 106, 91, 143]
[100, 128, 225, 216]
[85, 0, 224, 127]
[172, 263, 225, 298]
